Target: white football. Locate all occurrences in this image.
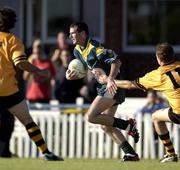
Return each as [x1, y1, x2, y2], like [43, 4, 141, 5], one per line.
[68, 59, 87, 79]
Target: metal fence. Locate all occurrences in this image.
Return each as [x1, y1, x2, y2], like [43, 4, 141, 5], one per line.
[10, 98, 180, 159]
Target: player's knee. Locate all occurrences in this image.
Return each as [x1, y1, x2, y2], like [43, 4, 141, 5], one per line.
[101, 125, 112, 133]
[17, 114, 34, 126]
[23, 118, 34, 126]
[86, 114, 96, 123]
[152, 113, 159, 122]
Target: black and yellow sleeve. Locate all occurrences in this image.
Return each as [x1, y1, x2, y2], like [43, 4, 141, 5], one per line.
[133, 79, 147, 91]
[11, 36, 27, 65]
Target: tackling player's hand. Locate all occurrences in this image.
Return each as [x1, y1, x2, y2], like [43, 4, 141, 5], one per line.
[106, 77, 117, 96]
[66, 69, 79, 80]
[98, 74, 108, 84]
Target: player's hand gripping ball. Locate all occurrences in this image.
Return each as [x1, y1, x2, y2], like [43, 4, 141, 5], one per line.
[67, 59, 87, 79]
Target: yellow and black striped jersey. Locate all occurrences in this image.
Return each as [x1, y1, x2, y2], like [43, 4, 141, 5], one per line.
[134, 61, 180, 114]
[0, 32, 27, 96]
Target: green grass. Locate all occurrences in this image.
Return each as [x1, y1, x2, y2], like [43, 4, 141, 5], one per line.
[0, 158, 180, 170]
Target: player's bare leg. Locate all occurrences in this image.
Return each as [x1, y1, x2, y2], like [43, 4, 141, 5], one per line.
[152, 108, 178, 163]
[86, 96, 116, 125]
[8, 100, 33, 124]
[101, 105, 139, 161]
[86, 96, 139, 143]
[86, 96, 139, 161]
[8, 100, 63, 161]
[101, 105, 126, 144]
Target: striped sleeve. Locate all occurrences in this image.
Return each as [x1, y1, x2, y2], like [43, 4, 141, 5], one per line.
[133, 79, 147, 91]
[11, 36, 27, 65]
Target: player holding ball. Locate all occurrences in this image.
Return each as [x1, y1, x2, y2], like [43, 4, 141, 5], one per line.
[66, 22, 140, 161]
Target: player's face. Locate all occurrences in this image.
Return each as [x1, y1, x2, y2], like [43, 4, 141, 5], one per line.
[69, 27, 83, 45]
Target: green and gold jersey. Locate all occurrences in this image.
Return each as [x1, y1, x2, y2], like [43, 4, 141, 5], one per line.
[73, 37, 120, 76]
[73, 37, 125, 104]
[134, 61, 180, 114]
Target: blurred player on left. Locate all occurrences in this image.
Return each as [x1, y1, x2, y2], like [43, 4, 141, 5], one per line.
[0, 7, 63, 161]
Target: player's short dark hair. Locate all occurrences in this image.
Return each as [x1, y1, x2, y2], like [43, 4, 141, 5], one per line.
[156, 43, 175, 63]
[0, 7, 16, 32]
[70, 22, 89, 35]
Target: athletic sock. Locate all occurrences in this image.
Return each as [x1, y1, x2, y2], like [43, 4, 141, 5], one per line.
[25, 122, 50, 154]
[113, 118, 129, 130]
[159, 132, 175, 156]
[120, 141, 136, 155]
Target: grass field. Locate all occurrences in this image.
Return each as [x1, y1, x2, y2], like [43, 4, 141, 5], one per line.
[0, 158, 180, 170]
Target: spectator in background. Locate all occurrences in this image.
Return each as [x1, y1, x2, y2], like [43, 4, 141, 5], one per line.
[24, 39, 56, 103]
[51, 31, 71, 64]
[140, 91, 167, 115]
[53, 49, 83, 103]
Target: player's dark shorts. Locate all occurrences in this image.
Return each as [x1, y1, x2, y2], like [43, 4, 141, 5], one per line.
[0, 91, 24, 109]
[97, 84, 125, 105]
[168, 108, 180, 124]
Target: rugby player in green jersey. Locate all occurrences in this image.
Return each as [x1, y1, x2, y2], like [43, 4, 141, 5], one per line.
[66, 22, 139, 161]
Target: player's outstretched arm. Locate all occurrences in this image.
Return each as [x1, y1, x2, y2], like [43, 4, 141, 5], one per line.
[98, 74, 137, 90]
[115, 80, 137, 89]
[16, 60, 50, 79]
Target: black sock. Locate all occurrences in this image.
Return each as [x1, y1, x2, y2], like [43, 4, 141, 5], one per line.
[120, 141, 136, 155]
[113, 118, 129, 130]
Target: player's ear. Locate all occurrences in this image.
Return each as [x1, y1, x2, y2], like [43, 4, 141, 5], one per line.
[156, 55, 162, 65]
[81, 31, 87, 38]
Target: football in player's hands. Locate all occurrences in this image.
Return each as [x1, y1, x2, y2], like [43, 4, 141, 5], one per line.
[67, 59, 87, 79]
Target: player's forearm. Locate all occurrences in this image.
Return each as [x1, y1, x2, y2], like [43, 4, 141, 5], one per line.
[16, 61, 41, 74]
[109, 59, 121, 79]
[114, 80, 137, 89]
